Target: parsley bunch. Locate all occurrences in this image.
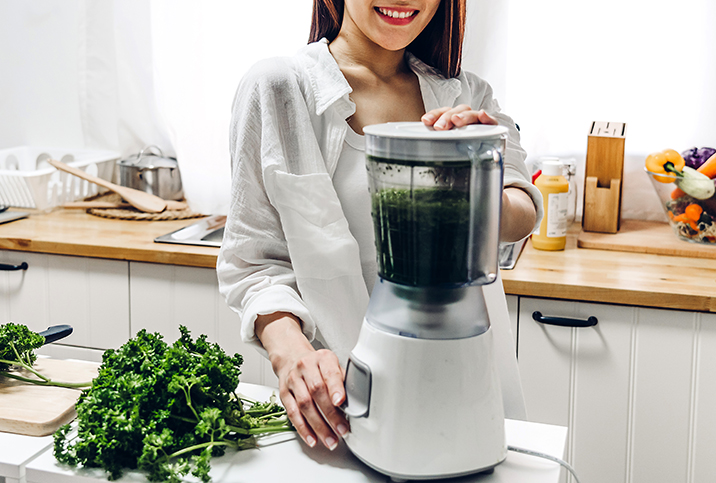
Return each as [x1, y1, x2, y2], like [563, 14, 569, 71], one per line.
[0, 322, 91, 388]
[53, 326, 293, 482]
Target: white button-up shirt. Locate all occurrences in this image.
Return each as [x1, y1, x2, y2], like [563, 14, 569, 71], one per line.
[218, 39, 542, 419]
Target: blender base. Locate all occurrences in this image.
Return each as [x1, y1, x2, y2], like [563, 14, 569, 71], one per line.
[357, 455, 504, 482]
[344, 321, 507, 480]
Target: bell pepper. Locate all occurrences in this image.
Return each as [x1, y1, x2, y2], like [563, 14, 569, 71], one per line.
[645, 149, 686, 183]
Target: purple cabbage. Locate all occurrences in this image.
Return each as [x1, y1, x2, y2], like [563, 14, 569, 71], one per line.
[682, 146, 716, 169]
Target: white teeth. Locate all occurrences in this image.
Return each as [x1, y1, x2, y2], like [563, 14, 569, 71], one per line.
[379, 7, 414, 19]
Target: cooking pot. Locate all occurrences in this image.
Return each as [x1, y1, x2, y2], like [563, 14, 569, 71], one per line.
[117, 146, 183, 200]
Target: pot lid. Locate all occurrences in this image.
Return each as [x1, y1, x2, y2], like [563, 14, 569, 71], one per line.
[118, 146, 178, 169]
[363, 122, 508, 140]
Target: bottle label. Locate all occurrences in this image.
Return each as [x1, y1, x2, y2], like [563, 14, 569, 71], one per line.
[546, 192, 568, 237]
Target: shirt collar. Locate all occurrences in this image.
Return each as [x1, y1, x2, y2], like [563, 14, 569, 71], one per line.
[405, 51, 463, 110]
[301, 39, 354, 117]
[300, 38, 463, 117]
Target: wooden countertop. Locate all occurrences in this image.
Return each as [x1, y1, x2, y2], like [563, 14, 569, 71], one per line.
[0, 210, 218, 268]
[502, 228, 716, 313]
[2, 210, 716, 313]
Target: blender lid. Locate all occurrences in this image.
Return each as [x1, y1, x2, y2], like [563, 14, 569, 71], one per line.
[363, 122, 508, 140]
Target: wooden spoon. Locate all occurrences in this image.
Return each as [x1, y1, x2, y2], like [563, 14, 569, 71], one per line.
[48, 159, 167, 213]
[63, 200, 189, 211]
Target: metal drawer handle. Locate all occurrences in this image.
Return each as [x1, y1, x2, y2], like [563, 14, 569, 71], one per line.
[0, 262, 28, 271]
[532, 311, 598, 328]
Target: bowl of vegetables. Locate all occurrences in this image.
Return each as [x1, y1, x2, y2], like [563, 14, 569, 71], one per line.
[645, 147, 716, 244]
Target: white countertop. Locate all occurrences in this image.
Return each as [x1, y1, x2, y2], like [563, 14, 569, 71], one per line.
[16, 383, 568, 483]
[0, 431, 53, 483]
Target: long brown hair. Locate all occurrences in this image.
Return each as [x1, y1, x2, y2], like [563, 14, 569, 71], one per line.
[308, 0, 466, 79]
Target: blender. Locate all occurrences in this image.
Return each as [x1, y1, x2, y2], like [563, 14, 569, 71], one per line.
[343, 122, 508, 481]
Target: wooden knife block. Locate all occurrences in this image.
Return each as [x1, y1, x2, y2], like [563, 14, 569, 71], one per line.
[582, 122, 627, 234]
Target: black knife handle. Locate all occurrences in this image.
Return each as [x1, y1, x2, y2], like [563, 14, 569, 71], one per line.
[37, 325, 73, 345]
[0, 262, 28, 271]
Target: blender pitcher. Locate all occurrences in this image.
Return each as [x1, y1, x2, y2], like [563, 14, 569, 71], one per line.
[365, 122, 506, 288]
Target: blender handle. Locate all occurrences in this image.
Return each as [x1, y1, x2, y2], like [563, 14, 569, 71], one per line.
[532, 311, 598, 328]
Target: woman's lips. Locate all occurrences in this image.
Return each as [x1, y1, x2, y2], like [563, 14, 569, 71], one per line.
[375, 6, 418, 26]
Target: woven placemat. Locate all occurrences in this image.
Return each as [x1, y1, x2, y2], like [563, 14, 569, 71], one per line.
[85, 193, 206, 221]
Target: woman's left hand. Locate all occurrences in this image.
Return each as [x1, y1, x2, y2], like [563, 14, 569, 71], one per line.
[421, 104, 497, 130]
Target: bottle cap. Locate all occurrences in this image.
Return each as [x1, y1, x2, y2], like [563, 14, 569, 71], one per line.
[541, 159, 563, 176]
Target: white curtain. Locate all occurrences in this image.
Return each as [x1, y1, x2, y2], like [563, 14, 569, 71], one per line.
[1, 0, 714, 218]
[149, 0, 313, 215]
[0, 1, 171, 161]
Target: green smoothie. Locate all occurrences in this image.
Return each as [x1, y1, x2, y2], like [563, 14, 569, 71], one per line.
[372, 187, 471, 286]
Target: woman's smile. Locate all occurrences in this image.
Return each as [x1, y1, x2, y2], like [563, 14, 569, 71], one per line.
[374, 6, 419, 25]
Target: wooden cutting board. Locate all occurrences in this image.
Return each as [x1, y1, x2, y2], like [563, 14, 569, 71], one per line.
[0, 358, 99, 437]
[577, 219, 716, 259]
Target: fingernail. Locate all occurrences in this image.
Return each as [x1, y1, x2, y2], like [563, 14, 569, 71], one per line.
[306, 435, 316, 448]
[337, 424, 348, 436]
[435, 120, 446, 129]
[332, 393, 342, 405]
[455, 113, 466, 120]
[326, 436, 338, 451]
[422, 113, 435, 122]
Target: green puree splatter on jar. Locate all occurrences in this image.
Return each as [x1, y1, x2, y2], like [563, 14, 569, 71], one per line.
[372, 187, 471, 286]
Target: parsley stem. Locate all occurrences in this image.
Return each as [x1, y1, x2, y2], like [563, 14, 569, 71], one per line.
[0, 367, 91, 388]
[168, 440, 238, 459]
[8, 343, 50, 382]
[225, 423, 294, 435]
[257, 409, 286, 420]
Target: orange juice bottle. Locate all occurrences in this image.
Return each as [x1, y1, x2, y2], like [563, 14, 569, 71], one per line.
[532, 160, 569, 251]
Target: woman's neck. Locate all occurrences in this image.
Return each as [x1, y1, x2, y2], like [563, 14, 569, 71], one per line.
[329, 30, 409, 81]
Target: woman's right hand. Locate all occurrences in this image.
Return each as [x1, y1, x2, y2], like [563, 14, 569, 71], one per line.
[255, 312, 349, 450]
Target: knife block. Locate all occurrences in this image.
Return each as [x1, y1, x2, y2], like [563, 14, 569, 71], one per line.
[582, 121, 627, 234]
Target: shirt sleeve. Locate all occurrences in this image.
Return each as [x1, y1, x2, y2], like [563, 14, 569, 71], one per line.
[465, 73, 544, 236]
[217, 58, 319, 352]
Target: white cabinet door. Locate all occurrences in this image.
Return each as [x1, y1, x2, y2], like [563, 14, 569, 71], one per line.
[1, 250, 129, 350]
[129, 262, 277, 388]
[518, 297, 716, 483]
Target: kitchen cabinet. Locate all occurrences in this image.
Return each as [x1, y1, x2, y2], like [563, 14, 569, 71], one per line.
[0, 251, 129, 350]
[517, 296, 716, 483]
[0, 249, 276, 388]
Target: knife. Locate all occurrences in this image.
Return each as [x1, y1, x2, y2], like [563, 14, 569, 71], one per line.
[37, 325, 73, 345]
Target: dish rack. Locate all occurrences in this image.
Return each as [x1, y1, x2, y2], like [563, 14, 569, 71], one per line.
[0, 146, 120, 210]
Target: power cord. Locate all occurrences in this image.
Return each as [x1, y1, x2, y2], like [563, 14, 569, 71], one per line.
[507, 445, 582, 483]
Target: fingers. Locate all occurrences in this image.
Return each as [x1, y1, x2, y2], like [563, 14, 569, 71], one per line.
[421, 106, 454, 128]
[451, 108, 498, 127]
[279, 350, 349, 451]
[422, 105, 498, 130]
[280, 387, 319, 448]
[318, 351, 346, 407]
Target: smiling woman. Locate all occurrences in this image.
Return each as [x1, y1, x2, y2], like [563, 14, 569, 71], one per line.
[217, 0, 540, 457]
[310, 0, 464, 78]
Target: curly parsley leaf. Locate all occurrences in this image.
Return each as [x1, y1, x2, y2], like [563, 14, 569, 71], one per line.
[54, 326, 293, 482]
